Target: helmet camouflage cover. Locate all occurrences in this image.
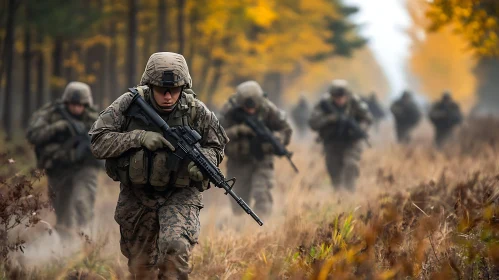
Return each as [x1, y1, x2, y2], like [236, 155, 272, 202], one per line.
[140, 52, 192, 88]
[235, 81, 265, 109]
[61, 81, 93, 106]
[328, 79, 351, 97]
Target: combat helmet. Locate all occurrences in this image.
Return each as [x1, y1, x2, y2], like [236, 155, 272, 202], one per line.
[61, 81, 93, 106]
[235, 81, 265, 109]
[328, 79, 351, 97]
[140, 52, 192, 88]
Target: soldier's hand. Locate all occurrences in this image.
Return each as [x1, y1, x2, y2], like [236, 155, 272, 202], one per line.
[140, 131, 175, 151]
[236, 124, 255, 136]
[188, 162, 204, 182]
[52, 120, 69, 132]
[261, 143, 274, 154]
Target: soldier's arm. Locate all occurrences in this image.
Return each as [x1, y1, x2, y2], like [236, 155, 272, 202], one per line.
[26, 108, 67, 146]
[355, 99, 373, 130]
[89, 92, 146, 159]
[218, 100, 241, 140]
[309, 102, 336, 131]
[192, 100, 229, 165]
[266, 101, 292, 146]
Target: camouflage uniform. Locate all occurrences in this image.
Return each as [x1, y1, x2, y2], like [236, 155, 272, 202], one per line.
[364, 92, 386, 132]
[219, 81, 292, 217]
[89, 52, 228, 279]
[390, 91, 421, 143]
[429, 92, 463, 147]
[26, 82, 100, 237]
[290, 96, 311, 138]
[309, 80, 372, 191]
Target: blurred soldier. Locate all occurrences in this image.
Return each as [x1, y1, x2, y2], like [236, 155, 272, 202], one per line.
[290, 95, 311, 138]
[309, 80, 372, 191]
[26, 81, 100, 238]
[390, 90, 422, 143]
[219, 81, 292, 217]
[89, 52, 228, 279]
[429, 91, 463, 147]
[364, 92, 386, 132]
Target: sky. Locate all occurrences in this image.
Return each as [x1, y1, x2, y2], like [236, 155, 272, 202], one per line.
[344, 0, 412, 99]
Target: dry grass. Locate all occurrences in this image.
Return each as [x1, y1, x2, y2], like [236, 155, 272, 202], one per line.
[1, 118, 498, 279]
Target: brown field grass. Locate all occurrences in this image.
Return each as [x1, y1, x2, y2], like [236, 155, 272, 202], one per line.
[0, 118, 498, 279]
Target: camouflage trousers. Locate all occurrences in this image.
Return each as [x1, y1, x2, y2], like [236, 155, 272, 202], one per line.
[115, 185, 201, 279]
[47, 165, 98, 237]
[324, 141, 363, 191]
[227, 157, 274, 217]
[395, 123, 415, 143]
[434, 126, 454, 148]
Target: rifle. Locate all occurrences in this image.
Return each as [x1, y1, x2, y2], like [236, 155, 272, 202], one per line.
[56, 104, 94, 163]
[127, 89, 263, 226]
[320, 100, 371, 147]
[230, 100, 299, 173]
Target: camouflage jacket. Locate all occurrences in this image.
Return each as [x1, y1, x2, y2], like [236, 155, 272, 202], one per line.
[26, 100, 98, 171]
[219, 96, 292, 162]
[429, 100, 463, 128]
[309, 93, 372, 142]
[390, 98, 422, 126]
[89, 86, 228, 208]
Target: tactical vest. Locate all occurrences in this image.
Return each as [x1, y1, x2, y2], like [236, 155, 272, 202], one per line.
[34, 101, 98, 171]
[106, 87, 203, 191]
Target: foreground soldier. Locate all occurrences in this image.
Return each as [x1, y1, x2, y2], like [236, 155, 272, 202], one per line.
[290, 95, 311, 138]
[309, 80, 372, 191]
[219, 81, 292, 217]
[390, 90, 421, 143]
[26, 82, 99, 238]
[89, 52, 228, 279]
[429, 91, 463, 147]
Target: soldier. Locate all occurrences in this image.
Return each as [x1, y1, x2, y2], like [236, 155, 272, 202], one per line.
[290, 95, 311, 138]
[219, 81, 292, 217]
[26, 81, 100, 238]
[390, 90, 422, 143]
[429, 91, 463, 147]
[309, 80, 372, 191]
[364, 92, 386, 132]
[89, 52, 228, 279]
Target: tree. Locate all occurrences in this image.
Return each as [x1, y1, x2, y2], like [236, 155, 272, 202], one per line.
[23, 5, 33, 128]
[127, 0, 138, 85]
[1, 0, 20, 140]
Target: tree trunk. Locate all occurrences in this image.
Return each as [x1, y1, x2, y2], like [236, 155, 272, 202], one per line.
[473, 57, 499, 116]
[177, 0, 185, 54]
[51, 37, 64, 101]
[263, 72, 283, 106]
[127, 0, 138, 84]
[109, 21, 119, 98]
[186, 4, 199, 71]
[23, 17, 33, 128]
[36, 34, 46, 108]
[2, 0, 18, 140]
[157, 0, 169, 52]
[205, 59, 224, 110]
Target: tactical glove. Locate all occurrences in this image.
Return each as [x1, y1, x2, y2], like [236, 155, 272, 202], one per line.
[52, 120, 69, 132]
[140, 131, 175, 151]
[236, 124, 255, 136]
[188, 161, 204, 182]
[261, 143, 274, 154]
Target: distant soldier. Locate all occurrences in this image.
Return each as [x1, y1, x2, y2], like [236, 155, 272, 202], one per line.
[26, 82, 100, 238]
[429, 91, 463, 147]
[220, 81, 292, 217]
[364, 92, 386, 132]
[89, 52, 228, 278]
[309, 80, 372, 191]
[390, 90, 422, 143]
[290, 95, 311, 138]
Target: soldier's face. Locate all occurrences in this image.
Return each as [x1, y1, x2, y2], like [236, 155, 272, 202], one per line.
[333, 96, 348, 107]
[243, 107, 257, 115]
[153, 86, 182, 111]
[67, 103, 85, 116]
